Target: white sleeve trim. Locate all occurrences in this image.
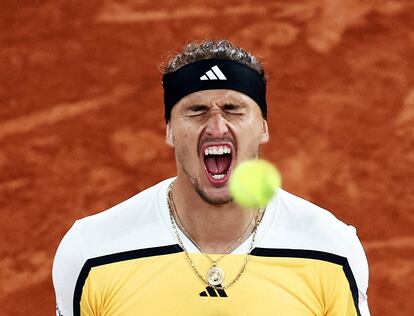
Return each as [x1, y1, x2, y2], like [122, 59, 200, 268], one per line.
[52, 220, 86, 316]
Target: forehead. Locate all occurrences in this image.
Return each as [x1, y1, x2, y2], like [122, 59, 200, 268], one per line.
[176, 89, 258, 107]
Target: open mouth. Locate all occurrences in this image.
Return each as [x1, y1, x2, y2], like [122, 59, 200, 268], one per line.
[203, 144, 233, 185]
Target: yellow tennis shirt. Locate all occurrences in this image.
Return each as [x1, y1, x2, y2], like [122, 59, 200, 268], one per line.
[53, 178, 370, 316]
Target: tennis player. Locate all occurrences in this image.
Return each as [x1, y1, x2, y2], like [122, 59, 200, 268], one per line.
[53, 40, 370, 315]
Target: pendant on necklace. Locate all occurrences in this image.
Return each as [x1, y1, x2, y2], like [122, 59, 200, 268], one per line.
[207, 266, 225, 286]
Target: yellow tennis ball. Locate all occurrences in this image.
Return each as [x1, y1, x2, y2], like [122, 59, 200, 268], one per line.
[229, 159, 282, 208]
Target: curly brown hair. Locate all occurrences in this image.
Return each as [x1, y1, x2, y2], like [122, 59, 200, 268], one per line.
[161, 39, 266, 83]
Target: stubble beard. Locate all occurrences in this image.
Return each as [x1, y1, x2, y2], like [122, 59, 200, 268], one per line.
[182, 165, 233, 205]
[193, 177, 233, 205]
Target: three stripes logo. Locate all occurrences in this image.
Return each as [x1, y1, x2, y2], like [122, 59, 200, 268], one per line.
[199, 285, 228, 298]
[200, 65, 227, 81]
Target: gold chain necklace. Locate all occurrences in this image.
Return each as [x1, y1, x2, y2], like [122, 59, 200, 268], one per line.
[167, 182, 264, 290]
[172, 197, 256, 265]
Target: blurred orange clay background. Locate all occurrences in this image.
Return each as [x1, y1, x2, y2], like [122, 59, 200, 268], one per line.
[1, 1, 413, 315]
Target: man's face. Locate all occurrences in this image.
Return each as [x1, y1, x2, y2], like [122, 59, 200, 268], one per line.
[167, 89, 269, 205]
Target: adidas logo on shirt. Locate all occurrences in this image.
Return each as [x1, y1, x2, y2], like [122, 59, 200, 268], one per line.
[199, 285, 228, 298]
[200, 65, 227, 80]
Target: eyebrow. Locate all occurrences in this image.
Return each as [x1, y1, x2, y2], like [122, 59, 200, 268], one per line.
[222, 102, 247, 109]
[184, 102, 247, 112]
[223, 102, 245, 107]
[186, 104, 208, 111]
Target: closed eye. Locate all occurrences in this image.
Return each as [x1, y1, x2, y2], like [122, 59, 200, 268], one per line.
[222, 103, 246, 114]
[186, 104, 208, 116]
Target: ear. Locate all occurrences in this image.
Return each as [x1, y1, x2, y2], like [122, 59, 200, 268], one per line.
[259, 119, 269, 144]
[166, 123, 174, 147]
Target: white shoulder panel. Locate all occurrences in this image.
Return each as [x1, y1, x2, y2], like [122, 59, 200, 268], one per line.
[73, 178, 175, 259]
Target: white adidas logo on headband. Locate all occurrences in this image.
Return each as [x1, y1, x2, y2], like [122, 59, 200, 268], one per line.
[200, 65, 227, 80]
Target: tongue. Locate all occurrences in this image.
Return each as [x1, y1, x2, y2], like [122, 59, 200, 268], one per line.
[205, 155, 231, 175]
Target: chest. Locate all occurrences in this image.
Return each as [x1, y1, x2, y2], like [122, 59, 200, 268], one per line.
[80, 253, 348, 315]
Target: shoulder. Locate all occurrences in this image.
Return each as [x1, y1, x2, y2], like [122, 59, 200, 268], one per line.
[270, 189, 368, 264]
[272, 189, 360, 251]
[260, 189, 369, 299]
[81, 177, 170, 224]
[53, 178, 174, 266]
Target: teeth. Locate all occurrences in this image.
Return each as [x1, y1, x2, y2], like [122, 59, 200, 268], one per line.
[211, 174, 226, 180]
[204, 145, 231, 156]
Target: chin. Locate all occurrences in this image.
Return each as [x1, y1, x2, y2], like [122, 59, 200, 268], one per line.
[196, 186, 232, 205]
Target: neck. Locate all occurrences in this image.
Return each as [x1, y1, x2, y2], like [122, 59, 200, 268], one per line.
[170, 177, 258, 254]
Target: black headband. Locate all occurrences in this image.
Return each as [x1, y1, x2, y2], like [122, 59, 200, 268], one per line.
[162, 59, 267, 122]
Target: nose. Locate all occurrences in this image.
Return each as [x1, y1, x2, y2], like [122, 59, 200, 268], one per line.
[204, 109, 230, 138]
